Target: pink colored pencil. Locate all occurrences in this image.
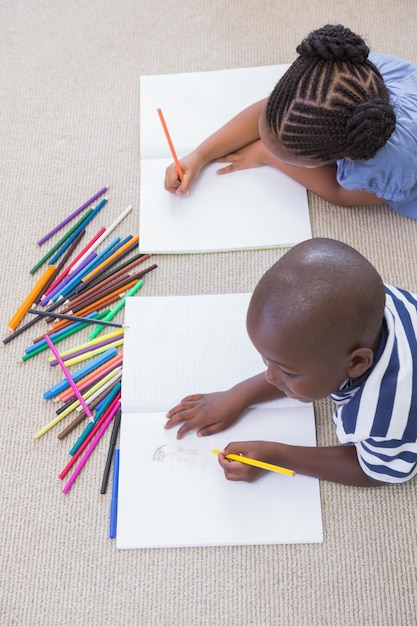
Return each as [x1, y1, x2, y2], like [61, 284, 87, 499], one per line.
[48, 334, 123, 365]
[44, 335, 93, 419]
[43, 227, 106, 298]
[59, 394, 121, 479]
[62, 400, 121, 493]
[57, 354, 123, 403]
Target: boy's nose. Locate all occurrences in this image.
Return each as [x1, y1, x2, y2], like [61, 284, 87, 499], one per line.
[265, 363, 283, 388]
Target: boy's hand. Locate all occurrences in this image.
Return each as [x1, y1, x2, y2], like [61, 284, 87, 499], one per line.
[165, 390, 242, 439]
[217, 441, 279, 482]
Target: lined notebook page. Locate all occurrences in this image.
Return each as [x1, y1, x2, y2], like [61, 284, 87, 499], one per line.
[122, 293, 300, 413]
[139, 65, 311, 253]
[118, 294, 323, 548]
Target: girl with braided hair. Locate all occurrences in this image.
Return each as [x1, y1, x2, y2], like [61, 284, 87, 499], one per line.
[164, 24, 417, 219]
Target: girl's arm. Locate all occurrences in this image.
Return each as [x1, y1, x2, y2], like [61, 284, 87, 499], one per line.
[165, 100, 267, 194]
[216, 141, 387, 206]
[270, 160, 387, 207]
[194, 99, 266, 163]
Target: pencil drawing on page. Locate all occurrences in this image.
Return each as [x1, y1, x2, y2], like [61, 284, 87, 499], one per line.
[152, 442, 210, 468]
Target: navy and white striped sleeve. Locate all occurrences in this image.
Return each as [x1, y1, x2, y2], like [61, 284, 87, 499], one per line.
[333, 284, 417, 484]
[355, 438, 417, 483]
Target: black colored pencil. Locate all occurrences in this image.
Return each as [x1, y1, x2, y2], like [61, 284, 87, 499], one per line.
[28, 308, 125, 328]
[100, 408, 122, 494]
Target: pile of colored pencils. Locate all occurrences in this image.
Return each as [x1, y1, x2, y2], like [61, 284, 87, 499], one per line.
[3, 186, 157, 500]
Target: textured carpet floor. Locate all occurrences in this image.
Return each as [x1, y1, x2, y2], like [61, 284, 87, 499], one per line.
[1, 2, 417, 624]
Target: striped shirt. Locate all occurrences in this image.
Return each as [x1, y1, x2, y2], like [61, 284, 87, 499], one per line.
[331, 284, 417, 483]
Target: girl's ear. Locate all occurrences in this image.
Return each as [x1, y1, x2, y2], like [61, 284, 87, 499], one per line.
[347, 347, 374, 379]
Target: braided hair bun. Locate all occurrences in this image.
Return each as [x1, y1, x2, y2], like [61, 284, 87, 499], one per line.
[296, 24, 370, 64]
[346, 97, 397, 159]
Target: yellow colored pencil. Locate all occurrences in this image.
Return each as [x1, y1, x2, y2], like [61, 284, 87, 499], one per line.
[60, 367, 121, 411]
[75, 367, 122, 412]
[57, 353, 122, 402]
[46, 328, 124, 361]
[212, 449, 295, 477]
[34, 410, 70, 439]
[61, 339, 124, 367]
[35, 368, 123, 438]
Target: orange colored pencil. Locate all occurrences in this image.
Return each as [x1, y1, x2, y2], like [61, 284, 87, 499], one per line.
[61, 273, 135, 314]
[63, 263, 156, 315]
[80, 235, 139, 284]
[7, 265, 57, 331]
[157, 108, 184, 181]
[71, 282, 138, 317]
[57, 353, 123, 402]
[70, 278, 138, 313]
[65, 253, 151, 309]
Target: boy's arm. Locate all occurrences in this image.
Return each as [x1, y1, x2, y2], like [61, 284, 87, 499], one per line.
[219, 440, 385, 487]
[165, 372, 284, 439]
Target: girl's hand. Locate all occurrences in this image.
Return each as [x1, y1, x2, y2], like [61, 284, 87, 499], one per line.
[217, 441, 280, 482]
[164, 151, 204, 196]
[165, 390, 243, 439]
[215, 140, 270, 175]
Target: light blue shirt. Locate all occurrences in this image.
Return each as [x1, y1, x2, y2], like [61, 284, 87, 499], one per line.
[336, 52, 417, 219]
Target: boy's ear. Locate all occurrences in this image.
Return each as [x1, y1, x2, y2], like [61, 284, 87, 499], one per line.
[347, 347, 374, 379]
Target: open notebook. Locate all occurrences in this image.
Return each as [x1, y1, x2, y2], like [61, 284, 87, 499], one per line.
[139, 64, 311, 253]
[117, 293, 323, 548]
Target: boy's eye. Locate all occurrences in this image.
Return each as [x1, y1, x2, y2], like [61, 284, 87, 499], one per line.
[263, 357, 298, 378]
[281, 370, 298, 378]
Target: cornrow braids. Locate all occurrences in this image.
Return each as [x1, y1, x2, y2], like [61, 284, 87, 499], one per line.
[265, 24, 396, 162]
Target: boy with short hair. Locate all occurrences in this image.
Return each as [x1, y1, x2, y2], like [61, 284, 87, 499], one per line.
[165, 238, 417, 486]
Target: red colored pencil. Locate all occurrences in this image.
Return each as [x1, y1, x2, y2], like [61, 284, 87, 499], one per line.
[59, 393, 121, 479]
[43, 227, 106, 298]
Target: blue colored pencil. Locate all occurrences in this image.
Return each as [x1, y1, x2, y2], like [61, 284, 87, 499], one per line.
[41, 253, 97, 305]
[109, 449, 120, 539]
[43, 347, 118, 399]
[50, 236, 122, 302]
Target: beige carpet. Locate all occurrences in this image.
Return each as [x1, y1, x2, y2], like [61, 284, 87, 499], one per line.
[2, 1, 417, 624]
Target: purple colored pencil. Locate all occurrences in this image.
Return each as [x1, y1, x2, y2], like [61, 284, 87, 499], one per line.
[39, 252, 98, 306]
[49, 333, 124, 365]
[37, 186, 108, 246]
